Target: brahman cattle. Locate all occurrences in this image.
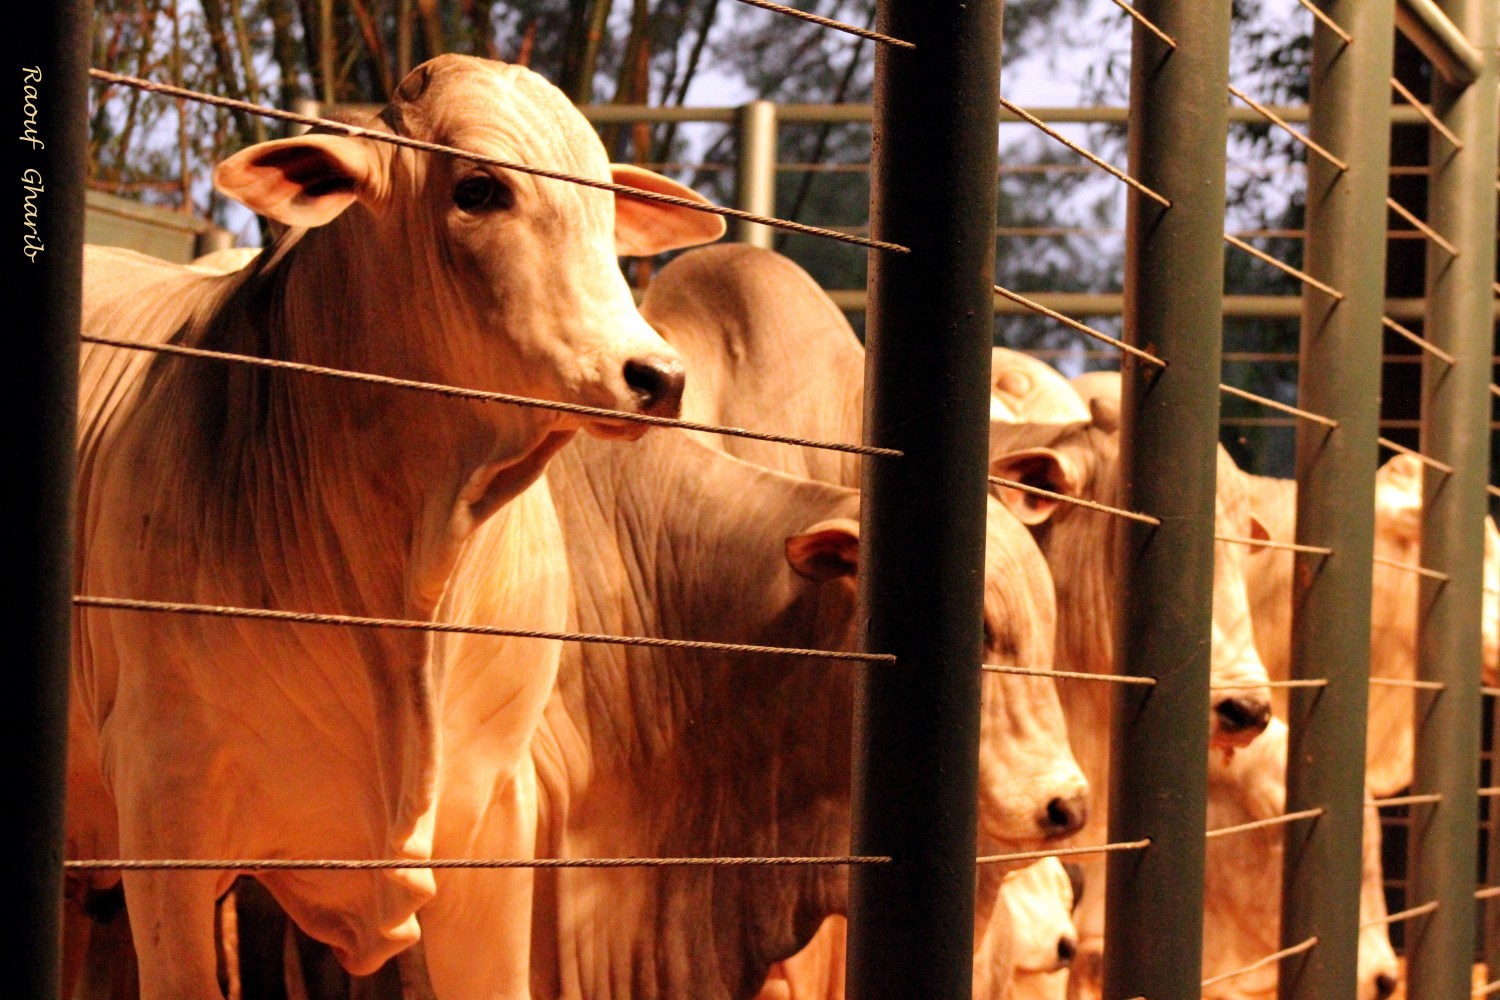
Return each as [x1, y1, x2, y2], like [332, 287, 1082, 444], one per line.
[69, 54, 721, 999]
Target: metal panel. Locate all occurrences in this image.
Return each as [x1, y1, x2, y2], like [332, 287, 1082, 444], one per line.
[734, 101, 778, 249]
[1103, 2, 1231, 997]
[1407, 0, 1499, 994]
[847, 1, 1001, 996]
[13, 3, 88, 996]
[1279, 4, 1395, 997]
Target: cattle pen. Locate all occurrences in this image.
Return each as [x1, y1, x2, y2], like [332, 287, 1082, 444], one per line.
[13, 2, 1500, 1000]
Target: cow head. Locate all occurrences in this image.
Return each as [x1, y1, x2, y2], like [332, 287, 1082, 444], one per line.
[988, 376, 1272, 752]
[213, 55, 723, 455]
[784, 499, 1089, 854]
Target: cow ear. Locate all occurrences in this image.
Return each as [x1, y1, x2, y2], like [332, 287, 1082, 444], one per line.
[786, 518, 860, 581]
[1088, 395, 1121, 434]
[989, 448, 1078, 525]
[214, 135, 386, 228]
[610, 164, 726, 257]
[1375, 454, 1423, 542]
[1247, 513, 1272, 554]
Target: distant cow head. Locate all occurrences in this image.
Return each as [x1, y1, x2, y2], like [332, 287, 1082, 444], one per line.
[214, 55, 723, 454]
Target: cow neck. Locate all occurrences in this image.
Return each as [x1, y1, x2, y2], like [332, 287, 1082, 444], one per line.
[199, 222, 555, 623]
[534, 434, 859, 999]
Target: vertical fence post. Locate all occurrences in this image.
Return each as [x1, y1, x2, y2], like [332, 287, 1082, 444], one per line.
[1104, 3, 1230, 998]
[734, 100, 778, 249]
[12, 3, 88, 997]
[1277, 4, 1395, 997]
[1407, 0, 1499, 995]
[847, 2, 1000, 998]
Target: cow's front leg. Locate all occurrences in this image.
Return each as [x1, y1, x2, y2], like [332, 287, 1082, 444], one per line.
[123, 867, 226, 999]
[421, 757, 540, 1000]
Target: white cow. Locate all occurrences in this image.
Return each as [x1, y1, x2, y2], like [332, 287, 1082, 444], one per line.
[989, 365, 1275, 997]
[1243, 453, 1500, 797]
[69, 54, 722, 999]
[1202, 719, 1398, 1000]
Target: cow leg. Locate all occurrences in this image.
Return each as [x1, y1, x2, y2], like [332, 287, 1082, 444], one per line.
[420, 759, 540, 1000]
[122, 868, 225, 998]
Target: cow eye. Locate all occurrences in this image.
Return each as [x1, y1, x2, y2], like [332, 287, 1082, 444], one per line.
[453, 174, 514, 213]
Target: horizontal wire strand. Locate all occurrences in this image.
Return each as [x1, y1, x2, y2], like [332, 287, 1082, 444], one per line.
[1367, 792, 1442, 808]
[991, 285, 1166, 368]
[1369, 676, 1445, 690]
[66, 855, 891, 872]
[74, 596, 898, 663]
[1223, 234, 1346, 300]
[1382, 315, 1456, 365]
[1200, 937, 1318, 990]
[1373, 552, 1451, 581]
[1479, 788, 1500, 797]
[1107, 0, 1176, 47]
[986, 475, 1161, 526]
[1214, 534, 1333, 555]
[981, 664, 1157, 686]
[1484, 686, 1500, 698]
[1205, 807, 1324, 840]
[1477, 981, 1500, 998]
[1227, 85, 1348, 172]
[1212, 678, 1327, 691]
[86, 68, 907, 255]
[996, 96, 1170, 208]
[1477, 885, 1500, 901]
[1295, 0, 1353, 43]
[976, 838, 1151, 867]
[728, 0, 913, 48]
[1218, 383, 1338, 428]
[1386, 196, 1460, 256]
[1378, 436, 1454, 476]
[1489, 486, 1500, 501]
[1361, 900, 1439, 930]
[80, 335, 900, 459]
[1390, 76, 1464, 149]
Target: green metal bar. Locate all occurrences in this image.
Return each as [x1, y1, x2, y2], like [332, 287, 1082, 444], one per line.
[846, 0, 1001, 997]
[13, 3, 88, 996]
[1278, 4, 1395, 998]
[1103, 2, 1230, 997]
[824, 291, 1496, 321]
[1407, 0, 1498, 995]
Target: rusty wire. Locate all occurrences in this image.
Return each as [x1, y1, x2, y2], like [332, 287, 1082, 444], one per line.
[1361, 900, 1438, 930]
[1370, 556, 1450, 582]
[81, 335, 900, 459]
[1368, 792, 1442, 808]
[66, 854, 891, 872]
[86, 68, 907, 255]
[1107, 0, 1176, 47]
[1214, 534, 1333, 556]
[987, 475, 1162, 526]
[1386, 196, 1460, 256]
[1201, 937, 1318, 990]
[1295, 0, 1352, 43]
[982, 664, 1157, 686]
[1390, 77, 1464, 148]
[74, 596, 897, 664]
[1227, 85, 1348, 172]
[992, 285, 1165, 368]
[1378, 436, 1454, 475]
[1212, 678, 1327, 691]
[1218, 383, 1338, 428]
[1369, 676, 1445, 690]
[997, 96, 1170, 207]
[1382, 315, 1456, 365]
[1223, 234, 1346, 301]
[976, 838, 1151, 867]
[728, 0, 913, 48]
[1205, 807, 1324, 840]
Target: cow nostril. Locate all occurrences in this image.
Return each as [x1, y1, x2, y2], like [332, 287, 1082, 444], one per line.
[1214, 695, 1271, 735]
[1057, 936, 1077, 965]
[623, 356, 686, 418]
[1374, 972, 1397, 999]
[1043, 793, 1088, 838]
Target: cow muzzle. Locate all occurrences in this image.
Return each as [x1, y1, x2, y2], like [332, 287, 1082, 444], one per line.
[623, 354, 686, 418]
[1211, 693, 1272, 748]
